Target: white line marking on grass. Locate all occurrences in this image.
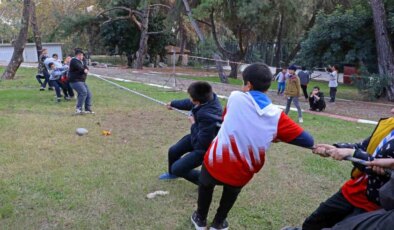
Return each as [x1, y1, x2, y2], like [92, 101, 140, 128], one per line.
[358, 119, 378, 125]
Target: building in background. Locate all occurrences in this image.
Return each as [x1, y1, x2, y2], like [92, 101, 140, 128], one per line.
[0, 43, 63, 62]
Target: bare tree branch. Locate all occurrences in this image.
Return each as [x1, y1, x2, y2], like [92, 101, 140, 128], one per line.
[149, 4, 171, 9]
[97, 6, 143, 31]
[210, 9, 234, 57]
[102, 16, 131, 25]
[196, 19, 212, 27]
[147, 31, 166, 35]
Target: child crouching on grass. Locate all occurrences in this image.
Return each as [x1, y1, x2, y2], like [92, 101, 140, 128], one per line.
[159, 81, 223, 185]
[191, 63, 314, 230]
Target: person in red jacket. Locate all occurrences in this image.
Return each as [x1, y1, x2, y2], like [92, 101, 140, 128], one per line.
[190, 63, 314, 230]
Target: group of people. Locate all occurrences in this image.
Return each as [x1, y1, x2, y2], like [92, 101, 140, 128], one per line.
[157, 63, 393, 230]
[275, 65, 340, 123]
[35, 48, 93, 114]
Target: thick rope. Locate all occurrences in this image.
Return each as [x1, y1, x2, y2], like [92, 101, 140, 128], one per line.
[90, 73, 190, 116]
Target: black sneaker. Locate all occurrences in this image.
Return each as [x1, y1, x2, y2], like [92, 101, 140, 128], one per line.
[48, 87, 54, 91]
[191, 211, 207, 230]
[209, 220, 229, 230]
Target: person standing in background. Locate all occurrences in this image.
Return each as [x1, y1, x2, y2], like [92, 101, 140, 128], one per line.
[327, 65, 339, 102]
[298, 66, 310, 100]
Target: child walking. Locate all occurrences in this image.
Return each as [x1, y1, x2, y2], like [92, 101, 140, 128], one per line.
[190, 63, 314, 230]
[276, 67, 287, 95]
[284, 65, 303, 123]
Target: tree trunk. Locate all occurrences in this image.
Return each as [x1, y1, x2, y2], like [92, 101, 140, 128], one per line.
[177, 19, 186, 65]
[127, 53, 134, 67]
[2, 0, 31, 80]
[134, 0, 150, 69]
[31, 2, 42, 59]
[213, 53, 228, 83]
[210, 10, 244, 79]
[182, 0, 205, 43]
[274, 12, 284, 68]
[228, 61, 238, 79]
[286, 12, 317, 65]
[369, 0, 394, 101]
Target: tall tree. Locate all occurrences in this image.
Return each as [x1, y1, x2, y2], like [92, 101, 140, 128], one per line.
[31, 1, 43, 59]
[196, 0, 273, 78]
[369, 0, 394, 100]
[98, 0, 171, 69]
[2, 0, 32, 80]
[286, 0, 353, 65]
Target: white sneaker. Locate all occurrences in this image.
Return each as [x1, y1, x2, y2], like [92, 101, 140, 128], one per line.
[298, 117, 303, 123]
[84, 110, 95, 114]
[75, 109, 83, 115]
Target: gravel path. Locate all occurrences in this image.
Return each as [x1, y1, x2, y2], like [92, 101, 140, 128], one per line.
[90, 66, 392, 122]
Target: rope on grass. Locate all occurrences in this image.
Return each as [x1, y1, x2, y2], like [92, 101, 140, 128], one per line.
[90, 73, 190, 116]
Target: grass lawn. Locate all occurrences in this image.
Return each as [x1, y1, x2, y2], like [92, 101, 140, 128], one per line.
[0, 67, 375, 229]
[181, 75, 360, 101]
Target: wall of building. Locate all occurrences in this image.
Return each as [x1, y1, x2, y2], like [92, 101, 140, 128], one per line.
[0, 43, 63, 62]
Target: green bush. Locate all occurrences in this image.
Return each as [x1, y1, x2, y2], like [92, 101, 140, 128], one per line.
[352, 74, 391, 100]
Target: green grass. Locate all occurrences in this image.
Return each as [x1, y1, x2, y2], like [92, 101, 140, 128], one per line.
[181, 75, 360, 100]
[0, 67, 375, 229]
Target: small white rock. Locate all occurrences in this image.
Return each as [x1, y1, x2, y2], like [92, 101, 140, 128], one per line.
[146, 190, 169, 199]
[76, 128, 88, 136]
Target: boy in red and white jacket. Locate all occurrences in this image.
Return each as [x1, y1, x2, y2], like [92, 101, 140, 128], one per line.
[191, 63, 314, 230]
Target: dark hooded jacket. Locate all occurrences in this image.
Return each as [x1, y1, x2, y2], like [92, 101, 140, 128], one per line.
[170, 94, 223, 151]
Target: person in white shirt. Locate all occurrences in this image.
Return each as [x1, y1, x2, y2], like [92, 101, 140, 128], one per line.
[327, 65, 339, 102]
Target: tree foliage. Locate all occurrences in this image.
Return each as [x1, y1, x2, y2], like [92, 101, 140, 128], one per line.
[295, 4, 377, 71]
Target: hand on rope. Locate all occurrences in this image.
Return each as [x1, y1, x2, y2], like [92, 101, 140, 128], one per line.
[310, 144, 393, 174]
[366, 159, 394, 175]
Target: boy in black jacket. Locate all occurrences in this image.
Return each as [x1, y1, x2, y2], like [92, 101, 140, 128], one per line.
[69, 49, 93, 114]
[159, 81, 223, 185]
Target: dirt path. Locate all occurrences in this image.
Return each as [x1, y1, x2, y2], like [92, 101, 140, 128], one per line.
[90, 66, 392, 122]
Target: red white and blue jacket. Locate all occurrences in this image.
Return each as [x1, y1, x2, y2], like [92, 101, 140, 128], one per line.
[204, 90, 314, 187]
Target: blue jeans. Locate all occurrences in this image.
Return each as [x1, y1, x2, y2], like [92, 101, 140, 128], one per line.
[70, 81, 92, 110]
[278, 82, 285, 94]
[168, 134, 205, 185]
[49, 80, 62, 98]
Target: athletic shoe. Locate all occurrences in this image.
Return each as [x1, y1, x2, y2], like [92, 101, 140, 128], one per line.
[56, 97, 62, 102]
[75, 109, 83, 115]
[39, 87, 45, 91]
[159, 172, 178, 180]
[84, 110, 95, 114]
[191, 211, 207, 230]
[209, 220, 229, 230]
[64, 96, 71, 101]
[48, 87, 54, 91]
[298, 117, 303, 123]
